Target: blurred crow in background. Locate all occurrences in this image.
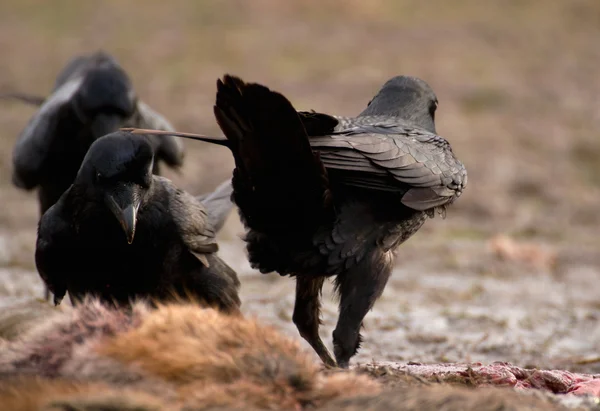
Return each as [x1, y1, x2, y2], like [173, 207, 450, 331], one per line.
[124, 74, 467, 368]
[2, 50, 186, 301]
[5, 50, 185, 214]
[35, 131, 239, 313]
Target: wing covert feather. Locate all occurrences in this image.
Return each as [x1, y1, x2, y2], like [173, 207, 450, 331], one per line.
[307, 124, 467, 210]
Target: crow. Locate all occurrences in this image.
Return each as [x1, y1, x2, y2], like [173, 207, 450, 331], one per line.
[34, 131, 240, 313]
[6, 50, 185, 216]
[3, 50, 186, 301]
[125, 74, 468, 368]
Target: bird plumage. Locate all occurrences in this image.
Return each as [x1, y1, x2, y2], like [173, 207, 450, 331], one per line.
[5, 50, 187, 302]
[215, 75, 467, 368]
[122, 74, 467, 368]
[9, 50, 185, 214]
[303, 115, 467, 212]
[35, 132, 240, 313]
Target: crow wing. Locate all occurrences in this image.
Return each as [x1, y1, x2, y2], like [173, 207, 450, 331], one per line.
[156, 177, 240, 291]
[155, 177, 220, 265]
[195, 178, 235, 234]
[35, 199, 74, 305]
[11, 77, 84, 189]
[53, 55, 90, 90]
[306, 116, 467, 211]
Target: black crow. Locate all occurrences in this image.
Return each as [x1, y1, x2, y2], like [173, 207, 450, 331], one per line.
[3, 50, 186, 301]
[35, 131, 240, 313]
[6, 50, 185, 216]
[124, 74, 467, 368]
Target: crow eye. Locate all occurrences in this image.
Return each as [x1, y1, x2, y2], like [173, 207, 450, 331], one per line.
[96, 172, 104, 183]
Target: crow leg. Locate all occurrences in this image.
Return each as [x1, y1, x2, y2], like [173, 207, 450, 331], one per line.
[292, 276, 336, 367]
[332, 255, 392, 368]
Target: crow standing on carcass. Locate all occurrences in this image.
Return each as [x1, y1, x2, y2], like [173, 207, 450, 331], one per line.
[126, 74, 467, 368]
[3, 50, 186, 301]
[35, 131, 240, 313]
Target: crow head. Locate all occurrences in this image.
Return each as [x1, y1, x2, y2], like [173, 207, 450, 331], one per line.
[76, 131, 154, 244]
[72, 53, 137, 140]
[360, 75, 438, 133]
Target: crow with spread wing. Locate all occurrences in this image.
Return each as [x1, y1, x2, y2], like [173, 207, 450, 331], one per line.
[35, 131, 239, 313]
[124, 74, 467, 368]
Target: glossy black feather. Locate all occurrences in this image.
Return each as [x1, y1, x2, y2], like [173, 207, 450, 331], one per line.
[206, 74, 467, 368]
[9, 51, 187, 302]
[35, 132, 240, 312]
[11, 51, 185, 215]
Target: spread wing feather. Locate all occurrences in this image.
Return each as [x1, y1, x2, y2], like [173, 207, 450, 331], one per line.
[156, 177, 240, 291]
[195, 178, 235, 234]
[155, 177, 219, 262]
[307, 122, 467, 211]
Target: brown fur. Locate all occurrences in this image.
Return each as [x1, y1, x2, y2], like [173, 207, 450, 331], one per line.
[99, 303, 381, 409]
[0, 377, 104, 411]
[319, 385, 570, 411]
[0, 297, 150, 380]
[0, 379, 574, 411]
[0, 299, 62, 341]
[0, 300, 574, 410]
[0, 298, 380, 409]
[0, 377, 171, 411]
[44, 392, 171, 411]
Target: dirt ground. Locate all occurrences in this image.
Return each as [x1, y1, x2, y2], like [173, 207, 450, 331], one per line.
[0, 0, 599, 407]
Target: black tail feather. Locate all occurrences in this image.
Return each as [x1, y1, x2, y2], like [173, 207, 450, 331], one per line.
[213, 75, 332, 237]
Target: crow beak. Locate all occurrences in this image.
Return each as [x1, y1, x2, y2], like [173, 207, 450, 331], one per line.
[105, 185, 142, 244]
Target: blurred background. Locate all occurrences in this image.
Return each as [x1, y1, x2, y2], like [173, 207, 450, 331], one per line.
[0, 0, 599, 371]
